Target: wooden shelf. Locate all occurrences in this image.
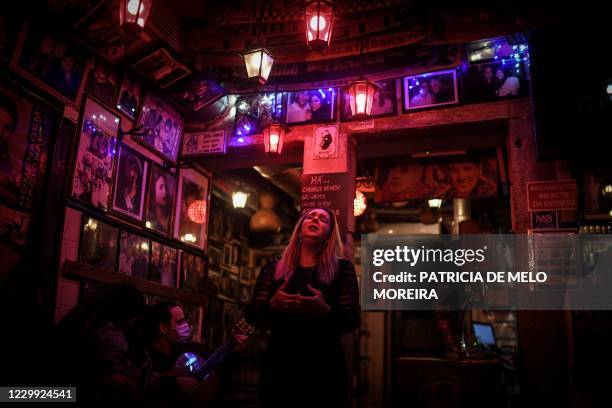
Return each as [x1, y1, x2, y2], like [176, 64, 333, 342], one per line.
[63, 261, 206, 305]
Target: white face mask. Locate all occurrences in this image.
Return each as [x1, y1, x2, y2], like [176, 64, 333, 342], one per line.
[167, 322, 192, 344]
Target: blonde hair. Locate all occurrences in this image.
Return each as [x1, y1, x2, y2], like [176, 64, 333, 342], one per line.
[274, 208, 344, 285]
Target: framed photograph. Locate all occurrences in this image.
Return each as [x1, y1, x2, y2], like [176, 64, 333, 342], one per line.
[403, 69, 459, 111]
[71, 97, 120, 210]
[221, 268, 238, 300]
[180, 251, 207, 293]
[117, 231, 150, 280]
[341, 79, 397, 121]
[145, 164, 176, 236]
[223, 209, 240, 241]
[239, 266, 250, 284]
[240, 240, 249, 263]
[135, 92, 184, 163]
[463, 61, 529, 104]
[222, 301, 239, 327]
[0, 84, 54, 211]
[79, 216, 118, 271]
[285, 89, 337, 124]
[174, 168, 210, 249]
[238, 283, 251, 303]
[0, 204, 30, 246]
[150, 241, 178, 288]
[116, 75, 141, 120]
[132, 48, 191, 89]
[209, 245, 221, 270]
[222, 243, 232, 268]
[182, 303, 203, 343]
[11, 22, 89, 106]
[85, 59, 118, 108]
[232, 244, 240, 266]
[111, 143, 149, 222]
[169, 73, 225, 112]
[207, 269, 221, 294]
[209, 201, 224, 241]
[312, 125, 339, 160]
[234, 92, 283, 137]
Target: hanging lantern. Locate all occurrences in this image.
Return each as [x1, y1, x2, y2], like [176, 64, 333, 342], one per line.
[187, 200, 207, 224]
[262, 122, 289, 156]
[232, 188, 249, 209]
[345, 78, 380, 119]
[354, 190, 367, 217]
[242, 48, 274, 85]
[120, 0, 152, 32]
[305, 0, 334, 50]
[428, 199, 443, 208]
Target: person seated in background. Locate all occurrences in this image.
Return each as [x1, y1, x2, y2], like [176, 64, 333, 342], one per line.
[52, 284, 147, 406]
[142, 301, 247, 406]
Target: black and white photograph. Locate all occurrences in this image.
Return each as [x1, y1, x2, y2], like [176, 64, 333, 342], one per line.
[117, 231, 150, 280]
[174, 169, 210, 249]
[180, 251, 207, 293]
[112, 144, 148, 222]
[464, 61, 528, 103]
[136, 93, 184, 163]
[341, 79, 397, 121]
[149, 241, 178, 288]
[145, 165, 176, 236]
[238, 283, 251, 303]
[85, 59, 118, 108]
[116, 75, 141, 120]
[79, 217, 118, 271]
[285, 89, 337, 124]
[12, 23, 89, 106]
[72, 97, 120, 210]
[403, 69, 458, 110]
[234, 93, 283, 137]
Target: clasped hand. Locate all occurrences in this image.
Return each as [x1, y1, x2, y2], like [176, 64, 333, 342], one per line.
[269, 279, 331, 317]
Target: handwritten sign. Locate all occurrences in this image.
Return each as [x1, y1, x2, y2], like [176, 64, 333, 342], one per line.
[527, 180, 577, 212]
[181, 130, 226, 156]
[301, 173, 349, 236]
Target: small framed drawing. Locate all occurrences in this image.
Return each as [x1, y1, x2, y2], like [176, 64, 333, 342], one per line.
[174, 168, 210, 249]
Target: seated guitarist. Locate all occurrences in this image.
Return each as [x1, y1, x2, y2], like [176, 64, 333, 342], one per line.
[142, 301, 247, 406]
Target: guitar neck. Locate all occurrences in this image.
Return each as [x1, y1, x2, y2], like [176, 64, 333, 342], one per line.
[193, 339, 235, 382]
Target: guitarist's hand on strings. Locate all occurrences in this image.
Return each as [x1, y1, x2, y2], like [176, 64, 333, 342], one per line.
[176, 376, 199, 396]
[296, 285, 331, 317]
[269, 279, 297, 313]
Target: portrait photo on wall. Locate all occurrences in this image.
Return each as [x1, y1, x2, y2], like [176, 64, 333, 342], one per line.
[132, 48, 191, 89]
[117, 231, 150, 280]
[209, 199, 224, 241]
[112, 144, 148, 222]
[0, 204, 30, 247]
[135, 93, 184, 163]
[234, 92, 283, 137]
[375, 150, 499, 203]
[180, 251, 207, 293]
[341, 79, 397, 121]
[150, 241, 178, 288]
[145, 165, 176, 236]
[79, 216, 118, 271]
[463, 61, 529, 103]
[403, 69, 459, 111]
[174, 168, 210, 249]
[285, 89, 337, 124]
[11, 23, 89, 106]
[169, 72, 225, 112]
[85, 59, 118, 108]
[72, 97, 120, 211]
[0, 84, 54, 211]
[116, 75, 141, 120]
[313, 125, 339, 160]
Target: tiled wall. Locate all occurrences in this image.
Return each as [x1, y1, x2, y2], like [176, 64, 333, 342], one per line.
[54, 207, 82, 323]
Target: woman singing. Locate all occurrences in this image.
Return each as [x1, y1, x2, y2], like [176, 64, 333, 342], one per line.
[247, 208, 360, 408]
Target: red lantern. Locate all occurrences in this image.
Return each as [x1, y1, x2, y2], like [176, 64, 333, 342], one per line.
[262, 122, 289, 156]
[305, 1, 334, 50]
[187, 200, 207, 224]
[345, 78, 380, 119]
[120, 0, 152, 32]
[242, 48, 274, 85]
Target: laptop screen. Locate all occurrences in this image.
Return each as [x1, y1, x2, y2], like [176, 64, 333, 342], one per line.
[473, 322, 496, 346]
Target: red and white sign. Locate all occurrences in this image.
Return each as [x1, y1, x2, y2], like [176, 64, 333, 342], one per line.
[527, 180, 577, 212]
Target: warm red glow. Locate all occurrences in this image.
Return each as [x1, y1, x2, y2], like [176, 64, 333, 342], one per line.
[262, 122, 288, 156]
[354, 191, 367, 216]
[120, 0, 151, 31]
[305, 1, 334, 50]
[243, 48, 274, 84]
[187, 200, 207, 224]
[345, 79, 380, 119]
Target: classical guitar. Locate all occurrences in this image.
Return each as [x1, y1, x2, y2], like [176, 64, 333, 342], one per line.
[161, 318, 255, 403]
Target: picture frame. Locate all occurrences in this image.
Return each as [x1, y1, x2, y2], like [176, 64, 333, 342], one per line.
[132, 48, 191, 89]
[116, 75, 141, 120]
[174, 168, 210, 249]
[239, 266, 250, 284]
[117, 230, 150, 280]
[220, 268, 238, 300]
[402, 69, 459, 111]
[149, 241, 178, 288]
[209, 200, 224, 242]
[209, 245, 222, 270]
[182, 303, 203, 343]
[111, 143, 149, 222]
[78, 215, 119, 271]
[238, 283, 251, 303]
[0, 204, 30, 246]
[340, 79, 397, 121]
[145, 164, 177, 236]
[180, 251, 207, 293]
[71, 97, 121, 211]
[222, 301, 239, 327]
[85, 59, 119, 108]
[168, 72, 225, 112]
[240, 240, 250, 263]
[222, 243, 232, 268]
[463, 60, 529, 104]
[234, 92, 284, 137]
[285, 89, 337, 125]
[11, 22, 90, 107]
[135, 92, 184, 163]
[232, 244, 240, 266]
